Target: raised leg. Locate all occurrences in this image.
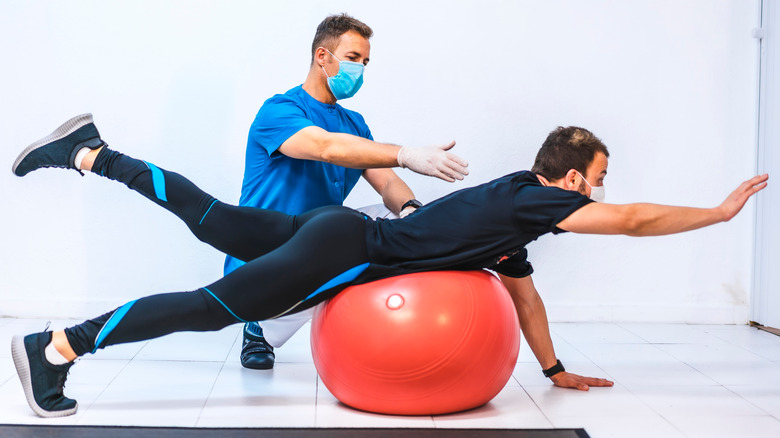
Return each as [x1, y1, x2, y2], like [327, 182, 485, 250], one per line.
[12, 114, 297, 262]
[90, 147, 296, 262]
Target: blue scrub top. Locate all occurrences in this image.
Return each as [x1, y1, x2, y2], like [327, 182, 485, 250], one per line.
[225, 85, 371, 274]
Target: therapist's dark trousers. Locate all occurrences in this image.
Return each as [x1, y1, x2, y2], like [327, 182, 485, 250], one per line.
[65, 148, 369, 357]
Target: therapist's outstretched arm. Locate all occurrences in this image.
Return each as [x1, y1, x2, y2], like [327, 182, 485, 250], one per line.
[278, 126, 469, 182]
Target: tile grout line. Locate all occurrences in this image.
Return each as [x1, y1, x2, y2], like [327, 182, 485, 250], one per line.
[517, 381, 555, 427]
[710, 326, 780, 362]
[613, 369, 694, 438]
[519, 331, 612, 429]
[617, 322, 723, 387]
[314, 371, 320, 426]
[614, 323, 773, 437]
[721, 385, 778, 419]
[67, 333, 150, 423]
[73, 356, 137, 424]
[195, 328, 242, 426]
[195, 359, 229, 427]
[563, 323, 689, 436]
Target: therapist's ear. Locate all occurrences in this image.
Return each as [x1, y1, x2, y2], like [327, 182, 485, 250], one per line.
[314, 47, 328, 67]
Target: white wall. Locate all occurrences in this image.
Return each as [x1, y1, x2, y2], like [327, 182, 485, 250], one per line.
[753, 0, 780, 328]
[0, 0, 761, 323]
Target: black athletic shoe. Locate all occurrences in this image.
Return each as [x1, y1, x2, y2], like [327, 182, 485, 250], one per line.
[12, 113, 105, 177]
[240, 337, 275, 370]
[11, 332, 78, 418]
[240, 323, 275, 370]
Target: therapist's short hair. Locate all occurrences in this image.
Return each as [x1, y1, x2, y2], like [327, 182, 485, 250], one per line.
[531, 126, 609, 182]
[311, 14, 373, 61]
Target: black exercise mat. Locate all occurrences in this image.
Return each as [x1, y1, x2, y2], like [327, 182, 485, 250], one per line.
[0, 425, 589, 438]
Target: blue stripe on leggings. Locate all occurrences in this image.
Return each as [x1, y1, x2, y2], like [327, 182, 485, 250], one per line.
[92, 300, 137, 353]
[143, 161, 167, 202]
[199, 200, 218, 225]
[304, 263, 369, 301]
[203, 287, 247, 322]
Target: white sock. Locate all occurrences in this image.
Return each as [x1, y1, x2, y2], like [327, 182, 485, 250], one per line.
[44, 340, 70, 365]
[73, 147, 92, 170]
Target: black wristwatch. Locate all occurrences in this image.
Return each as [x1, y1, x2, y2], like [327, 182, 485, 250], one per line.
[401, 199, 423, 210]
[542, 359, 565, 378]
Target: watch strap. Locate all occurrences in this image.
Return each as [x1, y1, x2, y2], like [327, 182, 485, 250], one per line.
[543, 359, 565, 378]
[401, 199, 422, 211]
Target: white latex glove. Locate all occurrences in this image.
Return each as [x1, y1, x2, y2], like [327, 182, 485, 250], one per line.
[397, 141, 469, 182]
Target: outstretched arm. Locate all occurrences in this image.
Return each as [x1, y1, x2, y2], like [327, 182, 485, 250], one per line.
[557, 174, 769, 235]
[498, 274, 614, 391]
[278, 126, 469, 182]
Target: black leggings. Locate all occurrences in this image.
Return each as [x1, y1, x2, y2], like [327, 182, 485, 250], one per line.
[65, 149, 370, 356]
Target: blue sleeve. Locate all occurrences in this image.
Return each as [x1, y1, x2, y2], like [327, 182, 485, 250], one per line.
[250, 96, 315, 157]
[341, 107, 372, 141]
[357, 113, 373, 141]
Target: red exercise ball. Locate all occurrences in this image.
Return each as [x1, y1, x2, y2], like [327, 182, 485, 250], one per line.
[311, 270, 521, 416]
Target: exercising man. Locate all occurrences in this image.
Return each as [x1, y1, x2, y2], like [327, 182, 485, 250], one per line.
[231, 13, 467, 369]
[10, 114, 767, 417]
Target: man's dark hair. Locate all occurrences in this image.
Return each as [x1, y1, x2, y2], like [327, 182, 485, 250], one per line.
[531, 126, 609, 181]
[311, 14, 373, 62]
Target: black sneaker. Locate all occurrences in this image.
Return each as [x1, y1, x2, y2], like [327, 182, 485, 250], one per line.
[11, 332, 78, 418]
[240, 323, 275, 370]
[12, 113, 105, 177]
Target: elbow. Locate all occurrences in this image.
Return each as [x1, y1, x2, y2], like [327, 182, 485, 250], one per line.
[624, 224, 644, 237]
[319, 148, 340, 164]
[620, 205, 646, 236]
[315, 135, 340, 164]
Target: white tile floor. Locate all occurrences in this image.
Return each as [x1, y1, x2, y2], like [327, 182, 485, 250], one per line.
[1, 318, 779, 437]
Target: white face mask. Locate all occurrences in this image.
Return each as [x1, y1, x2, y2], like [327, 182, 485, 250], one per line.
[575, 170, 606, 202]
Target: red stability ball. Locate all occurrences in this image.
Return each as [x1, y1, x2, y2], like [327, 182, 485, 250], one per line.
[311, 270, 521, 416]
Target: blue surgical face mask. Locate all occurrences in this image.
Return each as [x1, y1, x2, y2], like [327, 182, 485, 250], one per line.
[321, 48, 364, 100]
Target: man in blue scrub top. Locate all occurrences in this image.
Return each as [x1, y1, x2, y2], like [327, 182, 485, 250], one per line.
[227, 14, 470, 369]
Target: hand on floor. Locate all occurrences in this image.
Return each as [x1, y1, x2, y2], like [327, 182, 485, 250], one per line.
[550, 371, 614, 391]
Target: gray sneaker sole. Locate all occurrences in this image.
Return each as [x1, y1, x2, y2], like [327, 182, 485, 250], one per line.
[11, 113, 94, 175]
[11, 335, 78, 418]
